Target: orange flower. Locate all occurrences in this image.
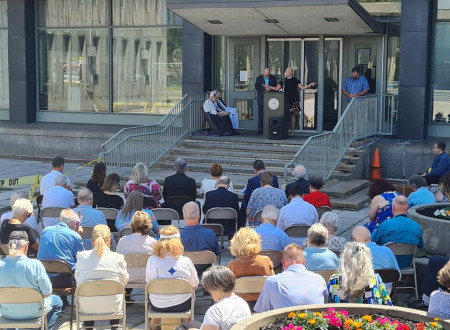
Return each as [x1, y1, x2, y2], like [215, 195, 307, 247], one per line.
[430, 322, 438, 327]
[362, 315, 373, 322]
[434, 318, 440, 321]
[314, 312, 322, 317]
[345, 319, 354, 326]
[308, 319, 316, 325]
[288, 312, 295, 319]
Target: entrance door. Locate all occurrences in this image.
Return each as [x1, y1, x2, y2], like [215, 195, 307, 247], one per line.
[228, 38, 261, 130]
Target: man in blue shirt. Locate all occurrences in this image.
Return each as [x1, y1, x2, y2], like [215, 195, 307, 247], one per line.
[407, 175, 436, 207]
[254, 205, 291, 251]
[0, 231, 62, 330]
[372, 196, 424, 268]
[38, 209, 84, 307]
[342, 67, 369, 102]
[254, 244, 328, 312]
[421, 141, 450, 185]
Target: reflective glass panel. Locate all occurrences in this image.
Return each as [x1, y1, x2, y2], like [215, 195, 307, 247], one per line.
[323, 40, 340, 130]
[214, 36, 226, 95]
[112, 0, 182, 26]
[303, 41, 318, 130]
[0, 1, 7, 109]
[235, 99, 253, 120]
[37, 0, 109, 27]
[268, 41, 284, 82]
[38, 29, 110, 112]
[438, 0, 450, 19]
[432, 22, 450, 124]
[112, 27, 182, 114]
[234, 44, 254, 92]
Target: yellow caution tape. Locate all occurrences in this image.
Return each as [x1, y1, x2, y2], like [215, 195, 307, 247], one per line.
[63, 157, 103, 176]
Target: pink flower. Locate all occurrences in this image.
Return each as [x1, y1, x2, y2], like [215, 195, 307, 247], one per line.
[328, 308, 336, 312]
[340, 310, 349, 317]
[288, 324, 295, 329]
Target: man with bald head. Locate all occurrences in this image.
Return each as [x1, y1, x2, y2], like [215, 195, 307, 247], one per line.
[255, 68, 278, 135]
[254, 244, 328, 312]
[352, 226, 400, 277]
[371, 196, 424, 268]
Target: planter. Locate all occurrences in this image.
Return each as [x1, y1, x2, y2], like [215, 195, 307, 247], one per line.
[408, 203, 450, 257]
[231, 303, 450, 329]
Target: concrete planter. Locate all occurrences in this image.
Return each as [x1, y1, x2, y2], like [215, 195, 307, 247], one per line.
[408, 203, 450, 257]
[231, 303, 450, 329]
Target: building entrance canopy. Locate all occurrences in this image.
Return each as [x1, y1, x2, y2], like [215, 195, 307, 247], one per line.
[166, 0, 385, 36]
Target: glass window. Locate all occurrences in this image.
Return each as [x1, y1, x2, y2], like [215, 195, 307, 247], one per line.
[0, 1, 8, 109]
[432, 22, 450, 124]
[112, 27, 182, 114]
[112, 0, 181, 26]
[386, 23, 400, 96]
[437, 0, 450, 19]
[324, 40, 340, 130]
[233, 44, 254, 92]
[37, 0, 109, 27]
[214, 36, 226, 95]
[38, 29, 110, 112]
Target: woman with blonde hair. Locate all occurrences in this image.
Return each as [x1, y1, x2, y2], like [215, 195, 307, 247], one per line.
[124, 162, 162, 208]
[428, 260, 450, 317]
[227, 227, 274, 301]
[75, 224, 129, 329]
[145, 225, 198, 313]
[115, 190, 159, 235]
[327, 242, 392, 305]
[200, 163, 234, 195]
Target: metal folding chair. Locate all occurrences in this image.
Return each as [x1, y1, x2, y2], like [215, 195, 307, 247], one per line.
[200, 223, 224, 263]
[151, 207, 179, 227]
[124, 253, 152, 304]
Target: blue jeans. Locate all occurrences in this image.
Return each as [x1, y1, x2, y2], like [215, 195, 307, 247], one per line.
[46, 295, 63, 330]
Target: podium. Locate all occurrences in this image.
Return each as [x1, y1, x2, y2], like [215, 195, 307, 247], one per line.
[263, 92, 289, 139]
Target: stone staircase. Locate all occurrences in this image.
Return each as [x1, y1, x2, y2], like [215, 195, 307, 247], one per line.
[148, 134, 371, 210]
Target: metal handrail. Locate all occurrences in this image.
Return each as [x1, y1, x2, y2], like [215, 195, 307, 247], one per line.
[101, 93, 207, 152]
[284, 94, 396, 181]
[99, 96, 207, 175]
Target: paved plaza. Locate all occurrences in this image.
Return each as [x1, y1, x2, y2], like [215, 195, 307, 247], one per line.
[0, 157, 378, 329]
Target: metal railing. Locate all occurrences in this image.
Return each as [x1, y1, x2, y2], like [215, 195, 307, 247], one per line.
[99, 93, 207, 174]
[101, 93, 207, 153]
[284, 94, 396, 181]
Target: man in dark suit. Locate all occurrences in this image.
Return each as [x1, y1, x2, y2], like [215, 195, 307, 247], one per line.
[238, 160, 279, 228]
[203, 176, 239, 237]
[255, 67, 278, 135]
[162, 158, 197, 216]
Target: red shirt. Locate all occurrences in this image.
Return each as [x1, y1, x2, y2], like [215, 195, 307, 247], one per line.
[303, 191, 332, 208]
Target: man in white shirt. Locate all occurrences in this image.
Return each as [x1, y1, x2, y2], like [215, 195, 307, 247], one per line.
[42, 175, 75, 227]
[40, 156, 72, 194]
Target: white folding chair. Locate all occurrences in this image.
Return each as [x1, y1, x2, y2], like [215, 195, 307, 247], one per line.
[259, 249, 283, 270]
[385, 242, 419, 299]
[124, 253, 152, 303]
[0, 287, 47, 330]
[204, 207, 238, 235]
[96, 207, 119, 221]
[234, 276, 267, 299]
[200, 223, 224, 263]
[144, 278, 195, 330]
[119, 227, 155, 238]
[75, 279, 126, 330]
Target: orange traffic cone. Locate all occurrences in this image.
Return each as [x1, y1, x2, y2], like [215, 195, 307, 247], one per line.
[370, 148, 382, 180]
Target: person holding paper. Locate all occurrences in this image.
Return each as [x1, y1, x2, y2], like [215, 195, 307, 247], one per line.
[215, 89, 239, 132]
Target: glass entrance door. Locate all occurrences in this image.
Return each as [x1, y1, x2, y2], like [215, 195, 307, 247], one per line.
[228, 38, 261, 130]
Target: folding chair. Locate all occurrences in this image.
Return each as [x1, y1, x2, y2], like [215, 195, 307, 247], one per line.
[36, 194, 44, 224]
[163, 196, 193, 219]
[75, 279, 126, 330]
[385, 242, 419, 299]
[145, 278, 195, 330]
[316, 206, 332, 218]
[259, 249, 283, 271]
[200, 223, 224, 263]
[41, 260, 76, 330]
[204, 207, 238, 239]
[284, 225, 311, 238]
[0, 243, 9, 258]
[183, 250, 217, 277]
[124, 253, 152, 304]
[250, 209, 263, 226]
[204, 111, 220, 135]
[96, 207, 119, 232]
[80, 226, 95, 240]
[234, 276, 267, 299]
[314, 270, 335, 283]
[119, 227, 155, 238]
[0, 287, 47, 330]
[41, 207, 66, 219]
[151, 208, 179, 227]
[375, 268, 401, 303]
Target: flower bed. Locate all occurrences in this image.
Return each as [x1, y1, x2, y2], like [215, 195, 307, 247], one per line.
[231, 304, 450, 330]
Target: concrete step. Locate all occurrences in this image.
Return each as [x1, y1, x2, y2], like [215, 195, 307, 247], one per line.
[330, 186, 370, 210]
[177, 140, 300, 154]
[185, 134, 307, 147]
[329, 171, 353, 180]
[159, 155, 292, 169]
[342, 154, 363, 165]
[169, 147, 295, 161]
[322, 179, 370, 198]
[335, 163, 358, 172]
[345, 148, 367, 156]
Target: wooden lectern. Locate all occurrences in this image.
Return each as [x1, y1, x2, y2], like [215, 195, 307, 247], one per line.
[263, 92, 289, 139]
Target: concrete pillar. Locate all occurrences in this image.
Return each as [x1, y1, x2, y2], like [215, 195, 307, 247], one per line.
[182, 20, 212, 95]
[397, 0, 432, 139]
[7, 0, 36, 123]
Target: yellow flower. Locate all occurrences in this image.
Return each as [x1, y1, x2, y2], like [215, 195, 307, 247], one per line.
[357, 328, 363, 330]
[362, 315, 373, 322]
[434, 318, 440, 321]
[345, 319, 354, 325]
[298, 313, 306, 318]
[314, 312, 322, 317]
[288, 312, 295, 319]
[430, 322, 438, 327]
[308, 319, 316, 325]
[353, 322, 362, 328]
